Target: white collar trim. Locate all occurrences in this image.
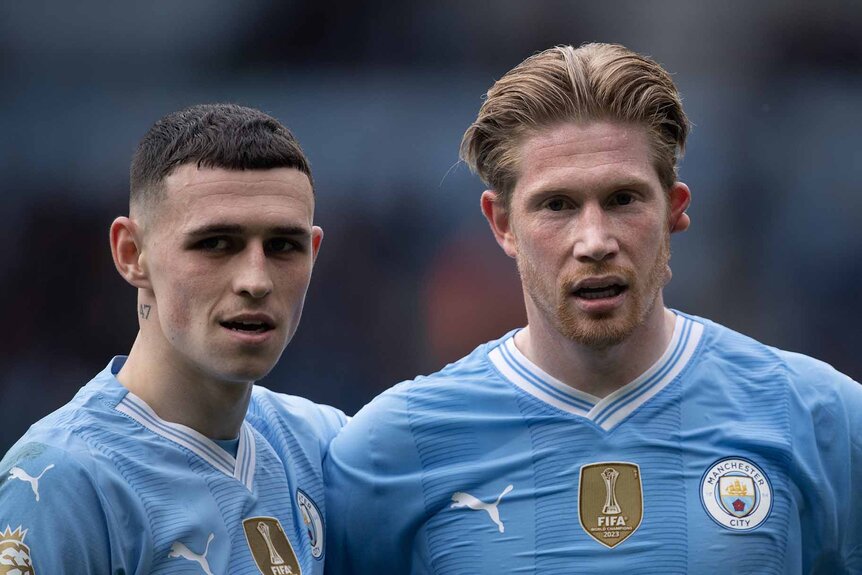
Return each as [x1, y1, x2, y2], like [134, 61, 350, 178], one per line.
[115, 392, 256, 491]
[488, 313, 703, 431]
[491, 334, 599, 417]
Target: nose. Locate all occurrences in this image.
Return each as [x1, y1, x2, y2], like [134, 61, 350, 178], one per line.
[573, 203, 619, 262]
[233, 243, 273, 298]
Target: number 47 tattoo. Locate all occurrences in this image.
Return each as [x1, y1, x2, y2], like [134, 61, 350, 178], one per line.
[139, 304, 152, 319]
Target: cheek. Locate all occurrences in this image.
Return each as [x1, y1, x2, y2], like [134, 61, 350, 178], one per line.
[154, 263, 210, 331]
[275, 265, 313, 307]
[517, 224, 561, 264]
[283, 268, 313, 297]
[160, 283, 196, 333]
[625, 218, 665, 258]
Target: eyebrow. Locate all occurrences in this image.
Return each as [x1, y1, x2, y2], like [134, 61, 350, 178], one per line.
[185, 224, 310, 237]
[526, 176, 654, 197]
[605, 179, 653, 191]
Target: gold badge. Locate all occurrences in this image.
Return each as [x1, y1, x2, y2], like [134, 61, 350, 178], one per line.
[242, 517, 301, 575]
[0, 525, 35, 575]
[578, 462, 643, 548]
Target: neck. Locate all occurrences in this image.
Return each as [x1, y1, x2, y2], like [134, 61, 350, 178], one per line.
[117, 333, 252, 440]
[515, 302, 676, 399]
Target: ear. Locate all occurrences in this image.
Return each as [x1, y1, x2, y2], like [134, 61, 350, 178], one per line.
[481, 190, 518, 258]
[310, 225, 323, 263]
[667, 182, 691, 234]
[110, 217, 151, 289]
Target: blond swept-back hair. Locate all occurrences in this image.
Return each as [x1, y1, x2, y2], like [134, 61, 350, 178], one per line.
[460, 43, 689, 205]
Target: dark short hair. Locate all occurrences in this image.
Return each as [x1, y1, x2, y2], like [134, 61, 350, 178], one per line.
[130, 103, 312, 209]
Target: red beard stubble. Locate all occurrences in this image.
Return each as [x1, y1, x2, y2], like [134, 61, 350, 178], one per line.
[517, 231, 671, 350]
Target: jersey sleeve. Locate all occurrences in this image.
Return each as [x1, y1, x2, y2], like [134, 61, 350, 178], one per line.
[834, 373, 862, 571]
[0, 441, 112, 574]
[784, 353, 862, 572]
[324, 386, 426, 574]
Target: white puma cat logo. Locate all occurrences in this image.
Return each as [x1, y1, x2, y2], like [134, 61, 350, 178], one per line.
[9, 464, 55, 502]
[451, 484, 514, 533]
[168, 533, 215, 575]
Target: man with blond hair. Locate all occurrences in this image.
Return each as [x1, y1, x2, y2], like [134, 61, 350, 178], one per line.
[324, 44, 862, 573]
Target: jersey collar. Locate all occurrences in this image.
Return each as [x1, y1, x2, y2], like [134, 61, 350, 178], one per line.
[488, 312, 704, 431]
[114, 391, 257, 491]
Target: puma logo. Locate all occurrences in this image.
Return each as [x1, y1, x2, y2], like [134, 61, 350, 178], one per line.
[168, 533, 215, 575]
[451, 484, 514, 533]
[9, 464, 55, 502]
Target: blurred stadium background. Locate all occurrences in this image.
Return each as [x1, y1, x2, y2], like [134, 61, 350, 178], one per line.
[2, 1, 861, 452]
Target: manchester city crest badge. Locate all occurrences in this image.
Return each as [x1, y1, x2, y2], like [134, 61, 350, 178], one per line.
[296, 489, 324, 560]
[700, 457, 773, 531]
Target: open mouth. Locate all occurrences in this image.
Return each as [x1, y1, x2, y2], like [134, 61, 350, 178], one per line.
[220, 320, 274, 334]
[573, 283, 628, 300]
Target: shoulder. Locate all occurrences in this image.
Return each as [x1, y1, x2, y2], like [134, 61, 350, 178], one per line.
[688, 313, 787, 369]
[324, 335, 518, 573]
[0, 439, 113, 573]
[0, 438, 108, 536]
[350, 333, 506, 420]
[329, 335, 509, 468]
[771, 348, 862, 426]
[1, 386, 125, 507]
[1, 359, 161, 510]
[1, 439, 98, 499]
[3, 374, 120, 473]
[688, 312, 861, 418]
[247, 386, 348, 447]
[15, 358, 135, 453]
[384, 332, 512, 409]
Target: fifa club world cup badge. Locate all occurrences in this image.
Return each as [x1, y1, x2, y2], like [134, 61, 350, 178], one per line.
[242, 517, 301, 575]
[578, 462, 643, 548]
[700, 457, 773, 531]
[0, 525, 35, 575]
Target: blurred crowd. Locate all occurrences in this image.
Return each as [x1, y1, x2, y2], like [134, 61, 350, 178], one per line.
[2, 0, 861, 451]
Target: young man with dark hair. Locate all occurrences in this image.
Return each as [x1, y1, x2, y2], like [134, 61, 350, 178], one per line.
[0, 104, 344, 574]
[324, 44, 862, 573]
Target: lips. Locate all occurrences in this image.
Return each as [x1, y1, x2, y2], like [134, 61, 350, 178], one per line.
[571, 277, 629, 300]
[219, 313, 275, 334]
[575, 285, 626, 300]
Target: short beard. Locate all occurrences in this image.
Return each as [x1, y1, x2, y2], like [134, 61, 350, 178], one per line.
[519, 233, 670, 350]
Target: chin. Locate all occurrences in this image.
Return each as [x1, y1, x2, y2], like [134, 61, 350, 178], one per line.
[215, 339, 289, 383]
[558, 306, 644, 349]
[562, 289, 665, 349]
[563, 319, 635, 349]
[214, 358, 279, 385]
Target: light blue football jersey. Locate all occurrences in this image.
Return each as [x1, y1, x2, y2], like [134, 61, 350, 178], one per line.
[325, 312, 862, 574]
[0, 356, 346, 574]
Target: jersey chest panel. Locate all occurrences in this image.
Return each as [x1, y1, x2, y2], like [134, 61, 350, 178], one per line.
[415, 392, 794, 574]
[105, 435, 321, 574]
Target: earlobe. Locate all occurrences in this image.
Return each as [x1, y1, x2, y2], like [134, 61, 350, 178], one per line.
[110, 217, 150, 289]
[668, 182, 692, 234]
[480, 190, 518, 259]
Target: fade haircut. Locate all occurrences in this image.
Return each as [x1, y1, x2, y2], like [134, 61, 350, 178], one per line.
[460, 43, 689, 206]
[130, 103, 312, 214]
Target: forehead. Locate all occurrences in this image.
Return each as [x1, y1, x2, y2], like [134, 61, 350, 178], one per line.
[514, 121, 660, 196]
[154, 165, 315, 231]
